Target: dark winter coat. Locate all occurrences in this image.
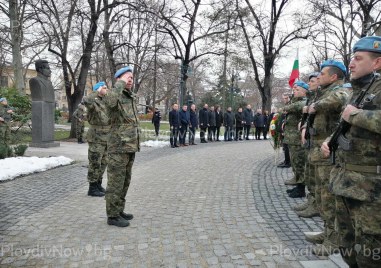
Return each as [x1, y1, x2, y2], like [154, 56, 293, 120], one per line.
[190, 110, 198, 128]
[242, 108, 254, 125]
[235, 112, 243, 128]
[199, 108, 209, 127]
[253, 113, 266, 128]
[208, 110, 216, 127]
[215, 111, 223, 127]
[152, 110, 161, 124]
[169, 109, 180, 127]
[224, 111, 234, 127]
[179, 109, 190, 126]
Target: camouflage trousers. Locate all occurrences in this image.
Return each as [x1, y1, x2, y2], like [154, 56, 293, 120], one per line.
[106, 152, 135, 218]
[304, 160, 316, 194]
[76, 121, 85, 140]
[288, 144, 306, 184]
[87, 142, 108, 184]
[335, 195, 381, 268]
[316, 165, 339, 245]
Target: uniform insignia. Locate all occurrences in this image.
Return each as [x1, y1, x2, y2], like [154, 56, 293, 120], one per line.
[374, 41, 380, 49]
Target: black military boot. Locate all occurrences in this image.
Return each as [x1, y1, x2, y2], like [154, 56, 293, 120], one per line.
[107, 216, 130, 227]
[288, 184, 306, 198]
[120, 212, 134, 220]
[286, 186, 298, 193]
[97, 181, 106, 193]
[88, 182, 105, 197]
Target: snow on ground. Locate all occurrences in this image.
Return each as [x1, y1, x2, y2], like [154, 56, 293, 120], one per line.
[141, 140, 170, 148]
[0, 156, 73, 182]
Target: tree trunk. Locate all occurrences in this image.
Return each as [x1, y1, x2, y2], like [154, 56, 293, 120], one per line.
[9, 0, 24, 92]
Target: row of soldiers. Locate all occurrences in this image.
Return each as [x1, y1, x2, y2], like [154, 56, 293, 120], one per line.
[279, 36, 381, 267]
[168, 103, 271, 147]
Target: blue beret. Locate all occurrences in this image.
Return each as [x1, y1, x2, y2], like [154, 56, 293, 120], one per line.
[320, 59, 347, 75]
[294, 80, 309, 90]
[353, 36, 381, 54]
[114, 66, 133, 78]
[308, 72, 320, 80]
[0, 97, 7, 102]
[93, 81, 106, 91]
[343, 83, 352, 88]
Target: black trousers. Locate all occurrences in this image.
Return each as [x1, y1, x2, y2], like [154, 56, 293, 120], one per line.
[208, 126, 216, 140]
[244, 125, 251, 139]
[170, 127, 178, 146]
[255, 127, 263, 139]
[189, 127, 196, 144]
[235, 127, 243, 140]
[283, 143, 290, 164]
[154, 123, 160, 136]
[200, 127, 207, 142]
[216, 126, 221, 140]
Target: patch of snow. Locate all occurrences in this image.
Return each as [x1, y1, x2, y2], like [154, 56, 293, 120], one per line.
[0, 156, 73, 181]
[141, 140, 170, 148]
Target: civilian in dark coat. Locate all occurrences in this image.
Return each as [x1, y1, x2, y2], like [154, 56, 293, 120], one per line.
[253, 108, 266, 140]
[208, 106, 217, 141]
[235, 107, 244, 141]
[151, 108, 161, 136]
[243, 104, 254, 140]
[223, 107, 234, 141]
[169, 104, 180, 148]
[263, 110, 270, 140]
[179, 104, 190, 146]
[189, 104, 198, 145]
[215, 106, 223, 141]
[198, 103, 209, 143]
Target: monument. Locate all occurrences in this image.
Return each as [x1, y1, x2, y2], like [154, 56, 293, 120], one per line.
[29, 60, 59, 147]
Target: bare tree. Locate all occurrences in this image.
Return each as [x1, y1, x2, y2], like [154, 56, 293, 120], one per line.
[236, 0, 314, 111]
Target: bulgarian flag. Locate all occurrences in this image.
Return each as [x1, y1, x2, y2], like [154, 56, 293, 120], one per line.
[288, 50, 299, 88]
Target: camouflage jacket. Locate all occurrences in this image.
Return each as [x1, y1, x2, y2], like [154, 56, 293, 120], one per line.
[0, 104, 13, 123]
[283, 97, 305, 145]
[105, 80, 140, 153]
[330, 73, 381, 201]
[72, 105, 86, 123]
[83, 92, 110, 144]
[308, 80, 351, 165]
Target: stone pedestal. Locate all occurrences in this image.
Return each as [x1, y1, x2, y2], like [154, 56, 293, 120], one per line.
[30, 101, 60, 148]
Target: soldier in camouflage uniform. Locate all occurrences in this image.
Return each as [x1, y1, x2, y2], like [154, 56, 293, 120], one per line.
[301, 60, 351, 256]
[293, 73, 320, 213]
[322, 36, 381, 268]
[283, 81, 309, 198]
[0, 98, 12, 158]
[72, 103, 87, 144]
[105, 66, 139, 227]
[83, 81, 110, 197]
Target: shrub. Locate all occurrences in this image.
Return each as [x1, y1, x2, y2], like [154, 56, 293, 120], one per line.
[13, 144, 28, 156]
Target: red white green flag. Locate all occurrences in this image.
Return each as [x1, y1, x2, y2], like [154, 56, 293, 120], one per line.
[288, 50, 299, 88]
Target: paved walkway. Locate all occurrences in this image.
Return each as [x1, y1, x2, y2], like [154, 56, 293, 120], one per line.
[0, 140, 348, 267]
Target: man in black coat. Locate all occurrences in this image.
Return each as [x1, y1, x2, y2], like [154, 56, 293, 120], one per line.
[223, 107, 234, 141]
[215, 105, 223, 141]
[151, 108, 161, 136]
[242, 104, 254, 140]
[169, 103, 180, 148]
[179, 104, 190, 146]
[253, 108, 266, 140]
[208, 106, 216, 141]
[235, 107, 244, 141]
[189, 104, 198, 145]
[198, 103, 209, 143]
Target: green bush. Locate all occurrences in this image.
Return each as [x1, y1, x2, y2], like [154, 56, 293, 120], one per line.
[0, 144, 10, 159]
[13, 144, 28, 156]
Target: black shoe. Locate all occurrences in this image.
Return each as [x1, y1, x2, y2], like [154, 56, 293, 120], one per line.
[277, 163, 291, 168]
[286, 187, 298, 193]
[192, 143, 197, 145]
[88, 183, 105, 197]
[246, 138, 250, 140]
[216, 139, 220, 142]
[120, 212, 134, 220]
[174, 145, 180, 147]
[171, 145, 175, 148]
[97, 182, 106, 193]
[107, 216, 130, 227]
[288, 188, 306, 198]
